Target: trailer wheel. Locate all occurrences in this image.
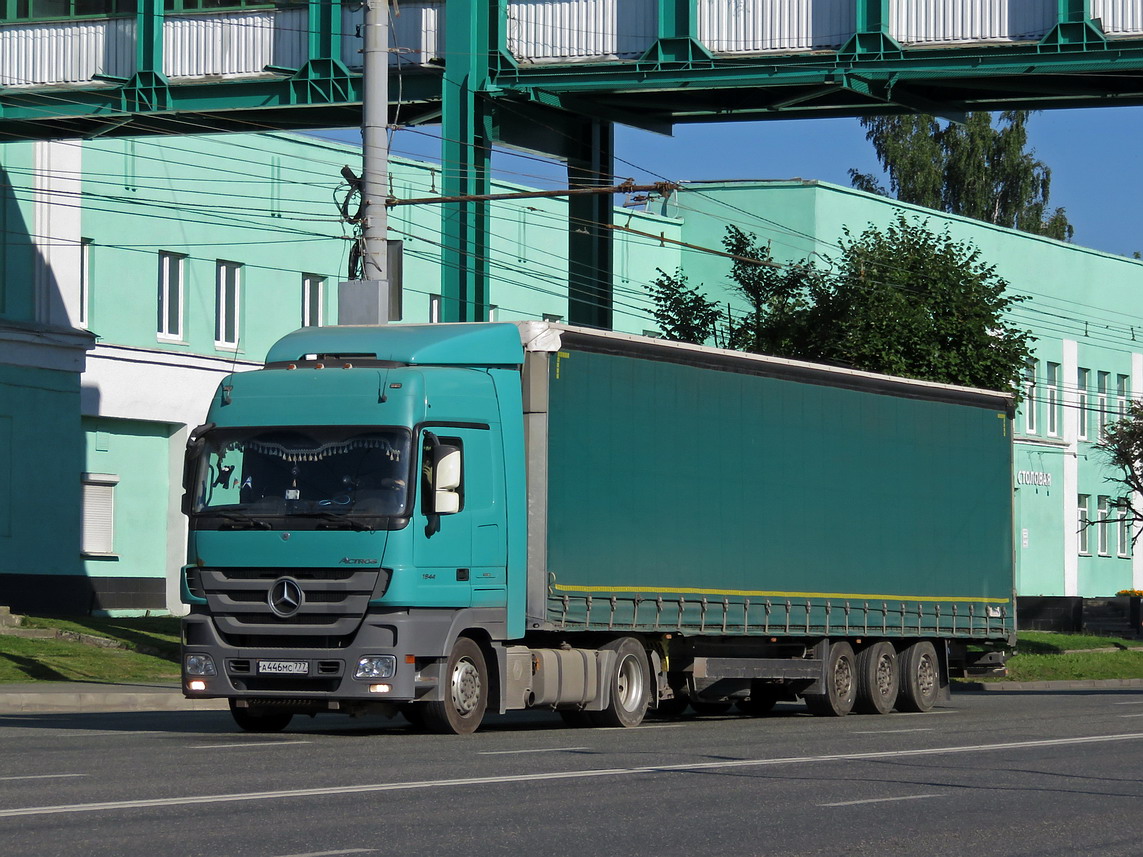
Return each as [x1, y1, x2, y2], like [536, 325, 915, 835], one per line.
[804, 641, 857, 717]
[897, 641, 940, 713]
[229, 700, 293, 733]
[422, 637, 488, 735]
[855, 641, 899, 715]
[595, 637, 651, 728]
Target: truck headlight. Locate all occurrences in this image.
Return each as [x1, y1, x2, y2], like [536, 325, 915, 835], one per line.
[355, 655, 396, 679]
[184, 654, 217, 676]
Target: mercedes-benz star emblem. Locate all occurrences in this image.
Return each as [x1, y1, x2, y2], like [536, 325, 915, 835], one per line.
[268, 577, 304, 618]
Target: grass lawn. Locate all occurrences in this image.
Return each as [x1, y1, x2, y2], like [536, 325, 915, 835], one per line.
[0, 616, 180, 684]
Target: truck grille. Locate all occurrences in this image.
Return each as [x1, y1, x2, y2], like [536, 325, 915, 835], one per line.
[199, 567, 388, 647]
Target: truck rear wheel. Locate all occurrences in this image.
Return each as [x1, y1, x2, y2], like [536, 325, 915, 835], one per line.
[897, 641, 940, 713]
[422, 637, 488, 735]
[229, 700, 293, 733]
[804, 641, 857, 717]
[855, 641, 899, 715]
[595, 637, 651, 728]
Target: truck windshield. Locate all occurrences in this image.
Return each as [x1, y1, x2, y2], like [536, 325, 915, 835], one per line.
[190, 427, 412, 525]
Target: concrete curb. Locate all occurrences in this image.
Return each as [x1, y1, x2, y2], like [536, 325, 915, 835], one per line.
[0, 684, 229, 715]
[956, 678, 1143, 692]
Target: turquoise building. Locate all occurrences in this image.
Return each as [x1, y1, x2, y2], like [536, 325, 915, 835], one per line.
[1, 133, 1140, 614]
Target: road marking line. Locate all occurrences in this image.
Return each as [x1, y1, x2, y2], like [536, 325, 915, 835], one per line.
[1113, 701, 1143, 705]
[598, 723, 688, 731]
[272, 850, 375, 857]
[0, 774, 86, 782]
[478, 747, 590, 755]
[189, 741, 312, 749]
[819, 793, 943, 807]
[3, 732, 1142, 819]
[1120, 714, 1143, 718]
[851, 729, 934, 735]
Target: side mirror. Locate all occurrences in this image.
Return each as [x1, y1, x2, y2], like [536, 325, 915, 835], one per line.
[432, 446, 462, 515]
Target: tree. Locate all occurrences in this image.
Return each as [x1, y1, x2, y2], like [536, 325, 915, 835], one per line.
[850, 111, 1074, 242]
[647, 268, 724, 345]
[647, 216, 1034, 394]
[1095, 403, 1143, 550]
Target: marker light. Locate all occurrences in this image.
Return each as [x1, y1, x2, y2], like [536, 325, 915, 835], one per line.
[369, 684, 392, 694]
[187, 680, 207, 691]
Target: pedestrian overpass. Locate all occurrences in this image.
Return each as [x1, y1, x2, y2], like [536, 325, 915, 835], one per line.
[5, 0, 1143, 322]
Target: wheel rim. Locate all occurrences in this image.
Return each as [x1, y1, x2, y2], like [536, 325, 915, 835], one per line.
[875, 653, 895, 698]
[834, 655, 853, 699]
[615, 653, 644, 712]
[917, 654, 936, 698]
[450, 657, 482, 715]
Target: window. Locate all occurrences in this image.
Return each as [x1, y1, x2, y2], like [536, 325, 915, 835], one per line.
[1098, 495, 1111, 556]
[1119, 498, 1133, 558]
[1023, 359, 1038, 435]
[215, 261, 241, 347]
[158, 252, 184, 340]
[1078, 494, 1091, 555]
[1077, 367, 1089, 440]
[302, 274, 324, 327]
[78, 237, 92, 328]
[429, 294, 442, 323]
[1117, 374, 1130, 421]
[1047, 362, 1061, 436]
[1097, 371, 1110, 435]
[81, 473, 119, 556]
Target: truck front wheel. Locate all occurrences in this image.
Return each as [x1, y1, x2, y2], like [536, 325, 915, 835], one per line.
[595, 637, 651, 728]
[229, 700, 293, 733]
[423, 637, 488, 735]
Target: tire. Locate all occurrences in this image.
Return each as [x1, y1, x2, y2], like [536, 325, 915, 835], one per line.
[422, 637, 489, 735]
[737, 682, 781, 716]
[229, 700, 293, 733]
[594, 637, 651, 728]
[897, 641, 941, 713]
[855, 641, 899, 715]
[804, 641, 857, 717]
[651, 696, 690, 719]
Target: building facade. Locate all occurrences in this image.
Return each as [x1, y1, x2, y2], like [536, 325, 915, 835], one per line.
[2, 134, 1141, 614]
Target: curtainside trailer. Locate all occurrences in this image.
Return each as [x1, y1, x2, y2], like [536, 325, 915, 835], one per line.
[181, 322, 1015, 734]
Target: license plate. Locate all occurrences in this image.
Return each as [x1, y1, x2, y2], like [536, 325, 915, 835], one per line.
[257, 660, 309, 675]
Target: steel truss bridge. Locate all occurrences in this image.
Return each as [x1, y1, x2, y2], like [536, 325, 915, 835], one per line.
[5, 0, 1143, 323]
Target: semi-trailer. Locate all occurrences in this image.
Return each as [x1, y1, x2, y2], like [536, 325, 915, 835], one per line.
[181, 321, 1016, 734]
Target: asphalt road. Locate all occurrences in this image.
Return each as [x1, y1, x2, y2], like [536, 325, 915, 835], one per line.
[2, 690, 1143, 857]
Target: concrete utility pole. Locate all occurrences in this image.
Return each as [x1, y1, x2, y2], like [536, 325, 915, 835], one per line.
[339, 0, 399, 324]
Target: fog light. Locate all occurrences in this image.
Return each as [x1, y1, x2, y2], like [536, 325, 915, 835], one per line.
[355, 655, 396, 679]
[187, 679, 207, 692]
[369, 683, 392, 693]
[184, 653, 216, 676]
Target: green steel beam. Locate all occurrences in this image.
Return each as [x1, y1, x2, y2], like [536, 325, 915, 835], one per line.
[1040, 0, 1107, 51]
[440, 0, 495, 323]
[839, 0, 903, 59]
[640, 0, 712, 66]
[567, 118, 614, 329]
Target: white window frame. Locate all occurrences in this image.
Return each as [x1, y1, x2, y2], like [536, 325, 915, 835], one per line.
[1047, 362, 1061, 437]
[158, 251, 185, 340]
[1077, 494, 1091, 555]
[1119, 498, 1133, 558]
[429, 294, 442, 323]
[1077, 366, 1089, 441]
[1023, 359, 1037, 435]
[1098, 495, 1111, 556]
[78, 237, 92, 328]
[1098, 370, 1110, 436]
[215, 260, 241, 348]
[302, 274, 324, 327]
[81, 472, 119, 556]
[1117, 374, 1130, 421]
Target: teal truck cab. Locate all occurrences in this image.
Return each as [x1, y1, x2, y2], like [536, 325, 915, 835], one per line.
[182, 322, 1016, 734]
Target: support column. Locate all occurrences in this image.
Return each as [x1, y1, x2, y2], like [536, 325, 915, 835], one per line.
[1039, 0, 1106, 51]
[567, 119, 614, 330]
[123, 0, 169, 113]
[640, 0, 711, 66]
[441, 0, 495, 322]
[839, 0, 902, 59]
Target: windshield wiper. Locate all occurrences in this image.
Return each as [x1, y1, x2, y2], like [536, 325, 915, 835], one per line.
[211, 511, 273, 530]
[304, 511, 373, 532]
